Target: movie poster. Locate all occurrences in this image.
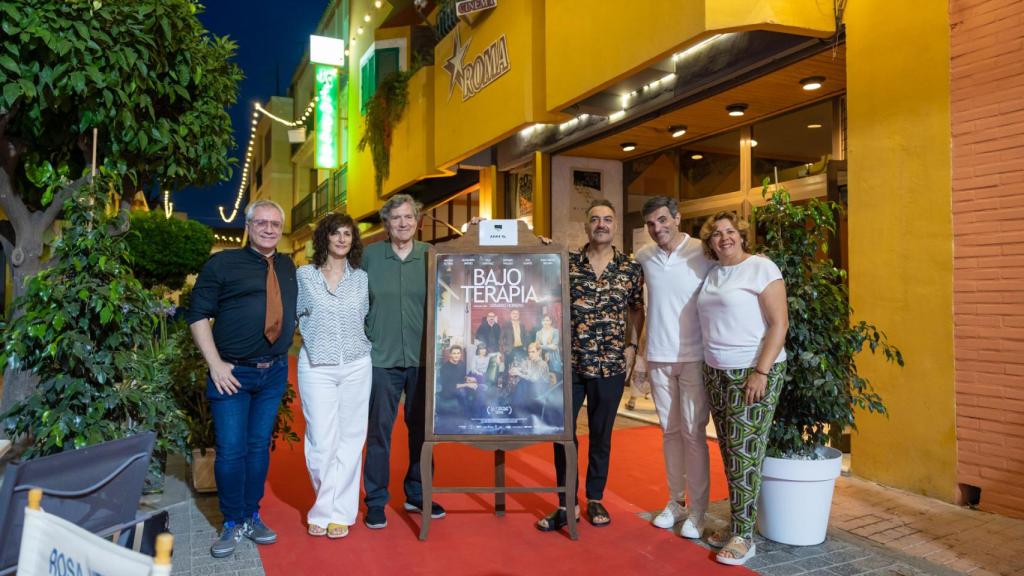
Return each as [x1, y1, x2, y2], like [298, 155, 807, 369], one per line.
[432, 252, 565, 436]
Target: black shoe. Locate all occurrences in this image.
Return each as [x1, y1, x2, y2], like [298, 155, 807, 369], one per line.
[404, 499, 447, 518]
[364, 506, 387, 529]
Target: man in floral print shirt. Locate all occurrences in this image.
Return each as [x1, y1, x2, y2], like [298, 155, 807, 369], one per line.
[536, 199, 645, 533]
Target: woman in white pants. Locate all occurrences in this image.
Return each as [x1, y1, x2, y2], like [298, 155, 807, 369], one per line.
[296, 213, 372, 539]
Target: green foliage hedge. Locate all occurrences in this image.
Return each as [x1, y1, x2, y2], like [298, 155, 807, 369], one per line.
[126, 211, 213, 290]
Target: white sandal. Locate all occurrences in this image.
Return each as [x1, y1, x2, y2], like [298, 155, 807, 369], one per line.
[715, 536, 756, 566]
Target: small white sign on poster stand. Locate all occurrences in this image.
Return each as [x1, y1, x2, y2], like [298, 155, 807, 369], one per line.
[479, 219, 518, 246]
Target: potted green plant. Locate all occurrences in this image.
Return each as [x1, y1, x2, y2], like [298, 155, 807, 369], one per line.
[753, 183, 904, 545]
[167, 316, 218, 492]
[1, 188, 189, 478]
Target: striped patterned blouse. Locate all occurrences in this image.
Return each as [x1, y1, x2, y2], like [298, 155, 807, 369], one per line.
[296, 262, 371, 365]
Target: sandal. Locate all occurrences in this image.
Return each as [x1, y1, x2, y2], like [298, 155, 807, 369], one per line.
[535, 507, 581, 532]
[716, 536, 756, 566]
[308, 524, 327, 537]
[587, 501, 611, 527]
[326, 523, 348, 539]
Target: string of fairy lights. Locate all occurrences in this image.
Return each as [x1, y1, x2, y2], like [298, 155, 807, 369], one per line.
[216, 97, 319, 224]
[212, 0, 388, 229]
[214, 233, 243, 243]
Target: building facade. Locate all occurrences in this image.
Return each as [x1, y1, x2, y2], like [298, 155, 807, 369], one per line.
[274, 0, 1023, 518]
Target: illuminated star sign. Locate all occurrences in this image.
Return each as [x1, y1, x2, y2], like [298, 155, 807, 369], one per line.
[442, 30, 471, 102]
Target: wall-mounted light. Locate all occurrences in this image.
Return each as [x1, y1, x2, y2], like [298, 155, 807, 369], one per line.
[807, 123, 823, 129]
[750, 139, 758, 147]
[621, 142, 637, 152]
[726, 103, 747, 117]
[800, 76, 825, 91]
[669, 125, 687, 138]
[691, 153, 704, 160]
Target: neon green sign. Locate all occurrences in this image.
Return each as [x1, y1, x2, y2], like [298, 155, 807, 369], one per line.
[315, 64, 340, 169]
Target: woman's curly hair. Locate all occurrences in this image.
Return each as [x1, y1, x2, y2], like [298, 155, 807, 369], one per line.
[312, 213, 363, 269]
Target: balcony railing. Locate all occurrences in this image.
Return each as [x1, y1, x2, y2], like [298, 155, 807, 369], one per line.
[332, 167, 347, 209]
[314, 179, 329, 218]
[435, 3, 458, 41]
[292, 193, 313, 229]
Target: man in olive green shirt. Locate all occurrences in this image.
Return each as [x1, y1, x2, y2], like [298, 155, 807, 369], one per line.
[362, 194, 445, 529]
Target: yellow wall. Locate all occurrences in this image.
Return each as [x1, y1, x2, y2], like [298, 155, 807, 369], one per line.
[380, 67, 452, 197]
[433, 0, 564, 169]
[344, 0, 398, 220]
[544, 0, 834, 112]
[846, 2, 957, 500]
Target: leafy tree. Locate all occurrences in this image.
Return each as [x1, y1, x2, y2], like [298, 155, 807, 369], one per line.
[126, 211, 214, 291]
[1, 188, 189, 461]
[0, 0, 242, 413]
[755, 184, 904, 458]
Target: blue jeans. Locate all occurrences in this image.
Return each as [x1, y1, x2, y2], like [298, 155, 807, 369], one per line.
[207, 356, 287, 523]
[363, 366, 428, 509]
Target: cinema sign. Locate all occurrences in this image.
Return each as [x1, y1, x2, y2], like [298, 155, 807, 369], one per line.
[456, 0, 497, 17]
[442, 30, 511, 102]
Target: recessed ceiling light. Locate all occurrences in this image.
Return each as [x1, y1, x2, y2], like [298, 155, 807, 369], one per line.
[750, 139, 758, 147]
[726, 103, 747, 117]
[357, 26, 364, 34]
[375, 0, 382, 7]
[807, 123, 823, 129]
[621, 142, 637, 152]
[669, 125, 687, 138]
[800, 76, 825, 91]
[364, 14, 371, 22]
[691, 153, 703, 160]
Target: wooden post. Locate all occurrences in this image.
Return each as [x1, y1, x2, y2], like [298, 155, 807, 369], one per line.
[27, 488, 42, 510]
[154, 533, 173, 566]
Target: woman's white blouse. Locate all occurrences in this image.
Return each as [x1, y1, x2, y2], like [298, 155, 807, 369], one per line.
[296, 262, 371, 365]
[697, 255, 788, 370]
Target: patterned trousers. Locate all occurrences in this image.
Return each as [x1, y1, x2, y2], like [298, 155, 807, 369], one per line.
[704, 362, 786, 540]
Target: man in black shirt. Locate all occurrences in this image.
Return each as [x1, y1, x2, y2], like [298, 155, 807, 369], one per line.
[187, 200, 297, 559]
[475, 311, 501, 353]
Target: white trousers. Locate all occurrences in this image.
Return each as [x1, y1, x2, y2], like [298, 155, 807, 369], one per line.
[648, 361, 710, 515]
[298, 348, 372, 527]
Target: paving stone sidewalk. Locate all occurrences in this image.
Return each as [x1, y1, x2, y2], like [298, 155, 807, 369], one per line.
[152, 457, 265, 576]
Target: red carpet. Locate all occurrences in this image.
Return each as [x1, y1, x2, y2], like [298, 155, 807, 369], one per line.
[257, 358, 750, 575]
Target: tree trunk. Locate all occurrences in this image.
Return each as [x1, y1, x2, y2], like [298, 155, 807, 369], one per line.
[0, 217, 45, 420]
[0, 169, 74, 420]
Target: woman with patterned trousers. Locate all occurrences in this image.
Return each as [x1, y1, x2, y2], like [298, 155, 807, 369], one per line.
[296, 213, 372, 540]
[696, 211, 789, 566]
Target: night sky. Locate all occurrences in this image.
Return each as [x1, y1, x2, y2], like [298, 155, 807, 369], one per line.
[174, 0, 329, 227]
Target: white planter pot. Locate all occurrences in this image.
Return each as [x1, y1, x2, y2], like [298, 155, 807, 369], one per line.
[757, 445, 842, 546]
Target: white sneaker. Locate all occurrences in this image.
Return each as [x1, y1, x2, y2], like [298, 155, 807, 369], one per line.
[652, 500, 686, 529]
[680, 514, 705, 539]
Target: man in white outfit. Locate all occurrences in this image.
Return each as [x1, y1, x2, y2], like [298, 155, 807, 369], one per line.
[633, 196, 713, 539]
